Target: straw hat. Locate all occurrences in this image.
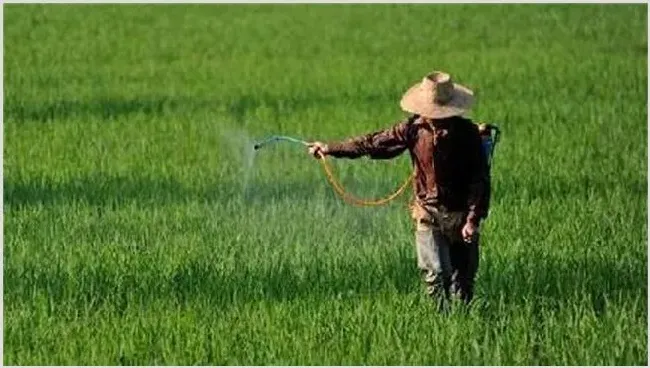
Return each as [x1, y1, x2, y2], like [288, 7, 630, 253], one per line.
[400, 71, 474, 119]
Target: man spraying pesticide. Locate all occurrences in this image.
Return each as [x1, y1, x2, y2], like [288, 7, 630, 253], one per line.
[256, 71, 499, 309]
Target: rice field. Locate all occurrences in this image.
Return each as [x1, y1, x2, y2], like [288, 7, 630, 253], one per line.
[3, 4, 648, 365]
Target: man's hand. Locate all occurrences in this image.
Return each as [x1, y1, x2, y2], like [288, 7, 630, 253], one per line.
[461, 221, 479, 243]
[307, 142, 329, 159]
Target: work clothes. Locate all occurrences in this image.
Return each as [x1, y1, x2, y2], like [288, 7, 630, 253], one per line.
[326, 114, 491, 226]
[326, 114, 491, 304]
[416, 220, 479, 306]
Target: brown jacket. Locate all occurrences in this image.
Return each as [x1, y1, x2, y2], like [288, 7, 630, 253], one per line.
[326, 115, 491, 225]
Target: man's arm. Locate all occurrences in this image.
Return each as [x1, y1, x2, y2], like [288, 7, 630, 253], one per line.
[322, 116, 417, 160]
[465, 124, 491, 226]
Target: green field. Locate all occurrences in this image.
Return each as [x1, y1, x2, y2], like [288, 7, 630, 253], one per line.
[4, 4, 648, 365]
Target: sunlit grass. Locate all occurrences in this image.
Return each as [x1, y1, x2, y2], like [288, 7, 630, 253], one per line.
[4, 3, 647, 365]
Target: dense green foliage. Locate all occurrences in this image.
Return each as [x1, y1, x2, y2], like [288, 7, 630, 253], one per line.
[4, 4, 647, 365]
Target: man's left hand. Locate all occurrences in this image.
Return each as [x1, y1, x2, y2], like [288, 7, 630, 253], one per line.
[461, 221, 479, 243]
[307, 142, 329, 159]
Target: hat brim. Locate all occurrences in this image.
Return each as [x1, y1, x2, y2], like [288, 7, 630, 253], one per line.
[399, 82, 474, 119]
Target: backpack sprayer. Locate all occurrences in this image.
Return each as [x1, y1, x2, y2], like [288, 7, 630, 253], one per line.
[253, 123, 500, 207]
[478, 123, 501, 167]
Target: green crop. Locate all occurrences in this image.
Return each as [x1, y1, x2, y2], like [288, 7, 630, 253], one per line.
[4, 4, 647, 365]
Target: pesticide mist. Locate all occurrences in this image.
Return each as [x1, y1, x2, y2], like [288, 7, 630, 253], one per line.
[219, 127, 258, 198]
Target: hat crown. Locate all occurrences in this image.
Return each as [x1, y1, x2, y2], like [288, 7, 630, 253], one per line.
[400, 69, 473, 119]
[422, 71, 454, 105]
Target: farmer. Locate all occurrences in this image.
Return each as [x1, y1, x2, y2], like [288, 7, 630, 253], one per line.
[307, 71, 491, 306]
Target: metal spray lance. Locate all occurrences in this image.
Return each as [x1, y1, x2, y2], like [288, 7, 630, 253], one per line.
[253, 135, 309, 151]
[251, 134, 413, 206]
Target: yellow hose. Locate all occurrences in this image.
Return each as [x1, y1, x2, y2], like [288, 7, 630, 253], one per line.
[305, 121, 498, 207]
[317, 152, 413, 206]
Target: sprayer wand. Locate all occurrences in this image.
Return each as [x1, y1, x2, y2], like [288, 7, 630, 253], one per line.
[252, 135, 413, 207]
[253, 135, 309, 150]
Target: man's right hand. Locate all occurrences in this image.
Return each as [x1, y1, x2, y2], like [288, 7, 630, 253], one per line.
[307, 142, 329, 159]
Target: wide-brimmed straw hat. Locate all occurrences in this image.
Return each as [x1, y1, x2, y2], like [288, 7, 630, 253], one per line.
[400, 71, 474, 119]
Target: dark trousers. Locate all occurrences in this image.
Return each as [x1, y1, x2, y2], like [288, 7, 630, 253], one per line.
[415, 221, 480, 305]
